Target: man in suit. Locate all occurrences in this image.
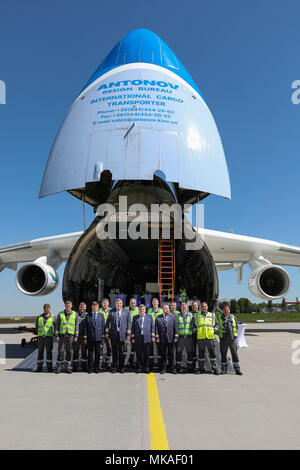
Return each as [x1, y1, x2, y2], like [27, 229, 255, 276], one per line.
[105, 298, 131, 373]
[131, 304, 155, 373]
[155, 303, 178, 374]
[83, 301, 105, 373]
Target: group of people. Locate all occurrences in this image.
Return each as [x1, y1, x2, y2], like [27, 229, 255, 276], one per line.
[35, 297, 243, 375]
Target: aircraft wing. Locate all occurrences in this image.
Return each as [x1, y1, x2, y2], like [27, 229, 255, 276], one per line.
[1, 228, 300, 272]
[0, 232, 83, 272]
[200, 228, 300, 268]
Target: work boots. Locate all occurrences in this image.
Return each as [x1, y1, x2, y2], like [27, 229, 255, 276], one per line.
[55, 366, 62, 374]
[221, 363, 227, 375]
[210, 360, 220, 375]
[233, 362, 243, 375]
[102, 358, 110, 370]
[128, 352, 135, 370]
[36, 363, 43, 372]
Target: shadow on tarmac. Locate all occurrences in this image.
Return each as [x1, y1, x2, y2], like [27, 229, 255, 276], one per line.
[5, 344, 35, 359]
[0, 327, 29, 335]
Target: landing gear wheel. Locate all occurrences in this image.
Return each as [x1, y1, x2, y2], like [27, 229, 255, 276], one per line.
[21, 338, 26, 348]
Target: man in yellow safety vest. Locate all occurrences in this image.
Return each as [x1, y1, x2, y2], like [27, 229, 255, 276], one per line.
[175, 302, 194, 373]
[194, 301, 220, 375]
[218, 304, 243, 375]
[191, 301, 200, 371]
[35, 303, 55, 372]
[72, 301, 88, 372]
[99, 298, 112, 369]
[147, 298, 163, 370]
[125, 298, 139, 369]
[55, 299, 79, 374]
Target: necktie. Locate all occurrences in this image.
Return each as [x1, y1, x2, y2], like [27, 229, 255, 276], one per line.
[141, 315, 144, 335]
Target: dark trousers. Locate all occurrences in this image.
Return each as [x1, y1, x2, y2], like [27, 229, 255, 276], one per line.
[57, 334, 74, 366]
[103, 337, 112, 363]
[111, 334, 125, 370]
[149, 340, 157, 369]
[73, 339, 87, 368]
[159, 341, 175, 371]
[37, 336, 53, 367]
[87, 341, 102, 371]
[192, 333, 197, 369]
[220, 337, 240, 370]
[197, 338, 218, 371]
[176, 336, 193, 369]
[135, 338, 150, 370]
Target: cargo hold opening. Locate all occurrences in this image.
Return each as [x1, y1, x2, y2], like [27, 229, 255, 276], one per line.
[63, 218, 218, 309]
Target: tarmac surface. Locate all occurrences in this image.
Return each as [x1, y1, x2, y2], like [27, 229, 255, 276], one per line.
[1, 322, 300, 450]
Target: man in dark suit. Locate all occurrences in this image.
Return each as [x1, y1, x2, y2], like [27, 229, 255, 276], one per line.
[105, 298, 131, 373]
[83, 301, 105, 373]
[131, 304, 155, 373]
[155, 303, 179, 374]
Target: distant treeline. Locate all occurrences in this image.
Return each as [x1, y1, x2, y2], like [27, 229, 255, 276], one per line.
[220, 297, 300, 314]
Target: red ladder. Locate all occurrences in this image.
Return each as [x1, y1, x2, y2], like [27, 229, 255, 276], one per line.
[158, 224, 175, 305]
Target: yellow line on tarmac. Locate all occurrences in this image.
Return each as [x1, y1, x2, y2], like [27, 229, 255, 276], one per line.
[147, 372, 169, 450]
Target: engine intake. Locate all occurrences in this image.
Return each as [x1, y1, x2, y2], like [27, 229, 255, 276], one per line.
[16, 262, 58, 296]
[248, 265, 290, 300]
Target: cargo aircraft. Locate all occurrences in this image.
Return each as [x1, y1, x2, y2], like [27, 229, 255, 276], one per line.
[1, 29, 300, 308]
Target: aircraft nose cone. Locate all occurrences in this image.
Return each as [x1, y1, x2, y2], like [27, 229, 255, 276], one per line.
[102, 28, 179, 68]
[83, 28, 201, 96]
[40, 29, 231, 201]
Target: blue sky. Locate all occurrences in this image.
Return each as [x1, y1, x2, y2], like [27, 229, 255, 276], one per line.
[0, 0, 300, 315]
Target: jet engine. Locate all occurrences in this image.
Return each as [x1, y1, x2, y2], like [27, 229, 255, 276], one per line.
[248, 264, 290, 300]
[16, 258, 58, 296]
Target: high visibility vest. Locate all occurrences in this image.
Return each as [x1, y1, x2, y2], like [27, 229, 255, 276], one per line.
[99, 307, 111, 324]
[195, 312, 216, 340]
[176, 312, 193, 336]
[37, 314, 54, 337]
[218, 314, 238, 338]
[59, 311, 76, 335]
[171, 310, 180, 315]
[147, 308, 163, 322]
[125, 306, 139, 320]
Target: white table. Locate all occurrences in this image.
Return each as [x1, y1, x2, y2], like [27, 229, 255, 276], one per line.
[236, 323, 248, 348]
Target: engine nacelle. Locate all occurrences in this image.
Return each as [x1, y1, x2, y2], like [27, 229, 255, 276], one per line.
[16, 261, 58, 296]
[248, 265, 290, 300]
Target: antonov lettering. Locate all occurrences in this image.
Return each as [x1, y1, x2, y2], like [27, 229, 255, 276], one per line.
[98, 79, 179, 91]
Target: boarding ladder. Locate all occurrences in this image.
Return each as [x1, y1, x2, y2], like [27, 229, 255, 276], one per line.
[158, 224, 175, 305]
